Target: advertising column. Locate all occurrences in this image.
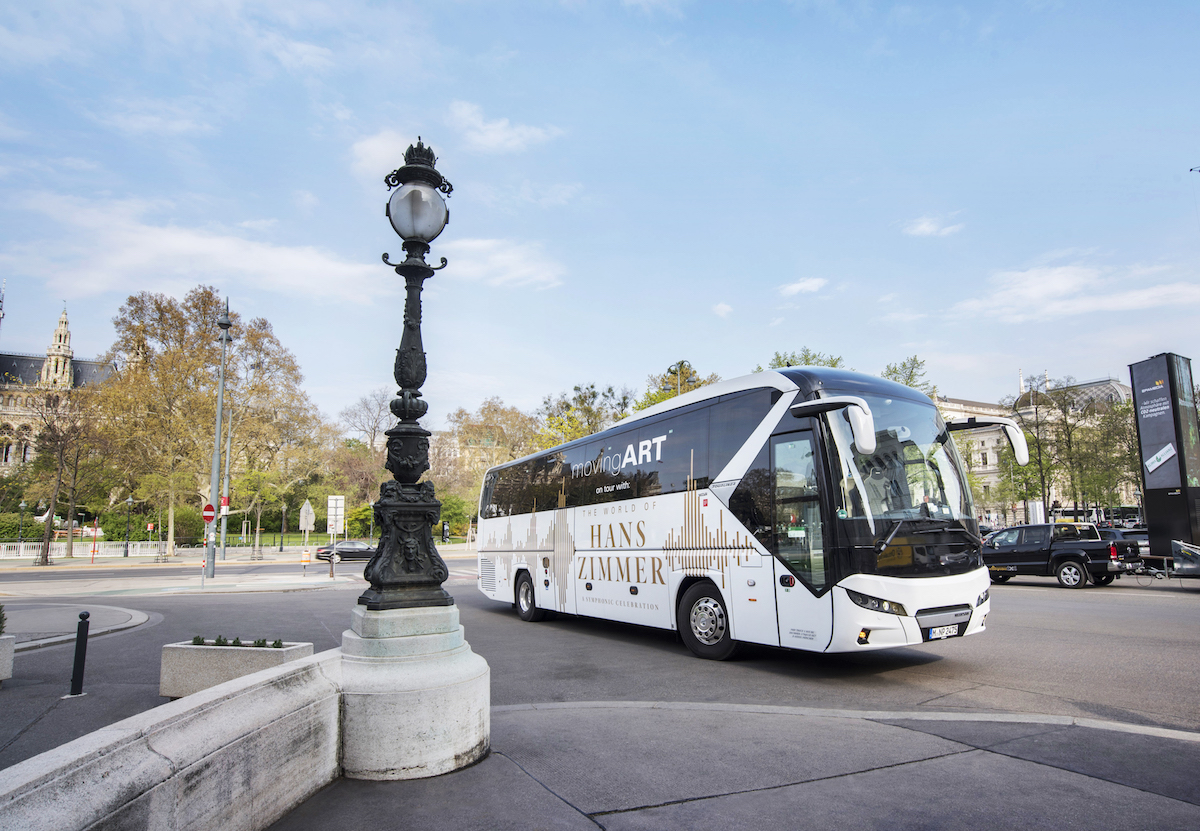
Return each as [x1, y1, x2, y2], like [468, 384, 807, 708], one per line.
[1129, 353, 1200, 562]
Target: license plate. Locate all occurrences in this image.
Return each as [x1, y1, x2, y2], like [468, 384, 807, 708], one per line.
[928, 624, 960, 640]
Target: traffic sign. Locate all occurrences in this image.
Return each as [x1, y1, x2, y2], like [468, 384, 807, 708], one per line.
[203, 504, 216, 523]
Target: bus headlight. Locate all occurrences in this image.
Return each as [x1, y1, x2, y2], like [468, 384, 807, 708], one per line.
[845, 589, 907, 616]
[976, 588, 989, 607]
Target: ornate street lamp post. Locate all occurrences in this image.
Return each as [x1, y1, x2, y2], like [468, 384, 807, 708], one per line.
[359, 139, 454, 611]
[124, 495, 133, 558]
[18, 500, 26, 547]
[339, 137, 489, 782]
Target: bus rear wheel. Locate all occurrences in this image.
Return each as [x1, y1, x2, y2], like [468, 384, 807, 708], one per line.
[678, 582, 739, 661]
[515, 571, 545, 622]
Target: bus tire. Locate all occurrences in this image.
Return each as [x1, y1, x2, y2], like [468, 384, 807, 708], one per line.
[678, 582, 739, 661]
[1055, 560, 1087, 588]
[515, 571, 545, 622]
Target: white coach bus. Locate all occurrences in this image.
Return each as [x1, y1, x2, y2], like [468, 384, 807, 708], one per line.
[476, 367, 1029, 659]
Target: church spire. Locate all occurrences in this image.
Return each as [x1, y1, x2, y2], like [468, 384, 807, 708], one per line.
[40, 306, 74, 388]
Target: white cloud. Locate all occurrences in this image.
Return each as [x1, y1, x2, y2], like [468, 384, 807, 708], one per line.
[439, 238, 565, 289]
[238, 218, 278, 232]
[447, 101, 563, 154]
[623, 0, 688, 15]
[769, 317, 784, 326]
[713, 302, 733, 317]
[350, 129, 414, 185]
[0, 193, 382, 302]
[93, 98, 214, 136]
[293, 190, 320, 211]
[779, 277, 828, 296]
[255, 32, 334, 71]
[954, 263, 1200, 323]
[903, 215, 964, 237]
[517, 180, 583, 207]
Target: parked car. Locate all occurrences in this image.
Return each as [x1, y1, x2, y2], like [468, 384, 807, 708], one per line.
[983, 522, 1142, 588]
[1097, 527, 1150, 556]
[315, 540, 377, 563]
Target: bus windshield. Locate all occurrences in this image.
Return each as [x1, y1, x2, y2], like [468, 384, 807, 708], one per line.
[827, 392, 980, 578]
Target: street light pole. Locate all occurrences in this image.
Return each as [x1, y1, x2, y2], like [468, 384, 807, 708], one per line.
[18, 500, 26, 547]
[124, 495, 132, 557]
[666, 360, 692, 397]
[359, 138, 455, 611]
[279, 502, 287, 552]
[205, 301, 233, 580]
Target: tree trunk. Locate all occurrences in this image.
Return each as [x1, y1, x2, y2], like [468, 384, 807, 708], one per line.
[64, 444, 81, 558]
[38, 443, 66, 567]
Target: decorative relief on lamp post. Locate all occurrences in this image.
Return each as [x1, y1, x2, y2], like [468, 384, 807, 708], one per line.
[359, 139, 456, 611]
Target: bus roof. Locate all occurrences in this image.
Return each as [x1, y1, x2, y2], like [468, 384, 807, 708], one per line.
[615, 367, 932, 428]
[482, 368, 935, 475]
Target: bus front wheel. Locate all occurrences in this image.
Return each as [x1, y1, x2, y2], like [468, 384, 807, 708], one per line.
[515, 571, 545, 622]
[678, 582, 740, 661]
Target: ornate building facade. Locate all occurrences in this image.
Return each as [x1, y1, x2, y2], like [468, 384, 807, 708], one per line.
[936, 374, 1137, 528]
[0, 308, 115, 471]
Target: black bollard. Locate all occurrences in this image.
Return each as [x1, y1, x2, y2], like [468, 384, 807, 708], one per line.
[69, 611, 90, 696]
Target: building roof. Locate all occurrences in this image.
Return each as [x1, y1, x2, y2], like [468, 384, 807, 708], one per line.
[0, 353, 115, 388]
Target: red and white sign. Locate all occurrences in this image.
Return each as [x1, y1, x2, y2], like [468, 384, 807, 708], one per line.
[203, 504, 216, 523]
[147, 523, 154, 531]
[220, 496, 229, 507]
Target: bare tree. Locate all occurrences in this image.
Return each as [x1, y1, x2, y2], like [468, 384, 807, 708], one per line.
[339, 388, 393, 452]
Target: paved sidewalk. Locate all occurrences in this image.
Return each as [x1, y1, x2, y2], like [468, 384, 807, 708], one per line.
[3, 602, 149, 651]
[271, 702, 1200, 830]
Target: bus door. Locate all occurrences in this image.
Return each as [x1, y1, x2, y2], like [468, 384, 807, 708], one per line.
[770, 432, 834, 651]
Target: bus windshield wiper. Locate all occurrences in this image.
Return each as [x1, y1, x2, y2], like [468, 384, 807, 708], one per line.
[874, 520, 904, 553]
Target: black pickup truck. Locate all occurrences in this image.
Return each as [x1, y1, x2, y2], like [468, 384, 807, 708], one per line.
[983, 523, 1142, 588]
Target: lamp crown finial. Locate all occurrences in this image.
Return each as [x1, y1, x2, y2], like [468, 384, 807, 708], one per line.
[405, 139, 437, 169]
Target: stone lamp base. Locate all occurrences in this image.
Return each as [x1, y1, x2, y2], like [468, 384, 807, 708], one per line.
[340, 604, 490, 780]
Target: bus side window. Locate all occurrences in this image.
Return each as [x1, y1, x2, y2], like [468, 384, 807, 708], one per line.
[709, 389, 774, 479]
[728, 442, 772, 549]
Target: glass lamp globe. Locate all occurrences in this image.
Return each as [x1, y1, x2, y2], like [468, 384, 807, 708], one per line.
[387, 182, 448, 243]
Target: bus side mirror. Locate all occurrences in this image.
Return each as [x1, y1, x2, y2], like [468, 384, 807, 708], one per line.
[945, 416, 1029, 466]
[791, 396, 877, 455]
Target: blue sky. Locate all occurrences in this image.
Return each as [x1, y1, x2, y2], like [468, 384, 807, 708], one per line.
[2, 1, 1198, 430]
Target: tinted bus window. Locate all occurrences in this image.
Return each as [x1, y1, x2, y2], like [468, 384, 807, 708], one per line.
[709, 389, 774, 480]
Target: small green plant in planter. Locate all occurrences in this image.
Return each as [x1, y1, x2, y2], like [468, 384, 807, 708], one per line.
[271, 639, 283, 648]
[214, 635, 228, 646]
[192, 635, 205, 645]
[231, 637, 243, 647]
[253, 638, 267, 648]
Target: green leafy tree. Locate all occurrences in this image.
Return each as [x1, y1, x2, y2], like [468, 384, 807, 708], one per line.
[537, 384, 632, 448]
[881, 355, 937, 397]
[753, 348, 846, 372]
[632, 362, 720, 411]
[439, 493, 471, 536]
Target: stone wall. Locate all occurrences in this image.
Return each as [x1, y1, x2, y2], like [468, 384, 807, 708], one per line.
[0, 649, 342, 831]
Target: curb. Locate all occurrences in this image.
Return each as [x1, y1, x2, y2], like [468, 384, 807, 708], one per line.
[11, 604, 151, 653]
[491, 700, 1200, 744]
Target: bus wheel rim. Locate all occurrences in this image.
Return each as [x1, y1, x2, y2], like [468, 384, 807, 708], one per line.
[690, 597, 726, 645]
[520, 580, 532, 611]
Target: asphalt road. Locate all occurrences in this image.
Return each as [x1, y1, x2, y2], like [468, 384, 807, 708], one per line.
[3, 567, 1200, 773]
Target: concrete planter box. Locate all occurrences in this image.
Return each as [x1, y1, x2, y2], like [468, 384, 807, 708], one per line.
[0, 635, 13, 688]
[160, 641, 313, 699]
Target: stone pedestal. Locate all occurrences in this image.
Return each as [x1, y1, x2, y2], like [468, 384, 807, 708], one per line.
[340, 605, 490, 780]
